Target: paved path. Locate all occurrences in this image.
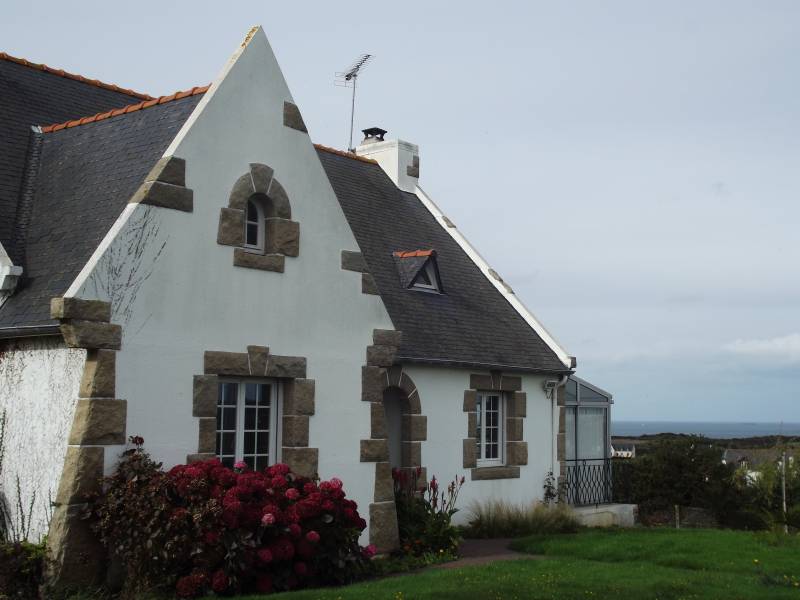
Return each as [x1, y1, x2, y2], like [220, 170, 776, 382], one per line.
[435, 538, 542, 569]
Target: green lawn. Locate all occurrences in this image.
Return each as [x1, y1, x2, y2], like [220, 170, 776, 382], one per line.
[243, 529, 800, 600]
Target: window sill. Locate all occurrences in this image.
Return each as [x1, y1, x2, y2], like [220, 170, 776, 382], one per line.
[233, 248, 285, 272]
[470, 466, 520, 481]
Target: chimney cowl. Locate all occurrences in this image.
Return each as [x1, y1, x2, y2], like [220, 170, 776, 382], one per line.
[361, 127, 387, 144]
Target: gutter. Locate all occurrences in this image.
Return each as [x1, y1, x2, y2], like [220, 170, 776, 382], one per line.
[0, 324, 61, 339]
[396, 355, 573, 375]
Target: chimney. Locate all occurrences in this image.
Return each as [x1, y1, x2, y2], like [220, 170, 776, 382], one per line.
[355, 128, 419, 193]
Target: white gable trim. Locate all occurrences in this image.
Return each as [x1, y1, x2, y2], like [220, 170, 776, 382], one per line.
[414, 185, 573, 370]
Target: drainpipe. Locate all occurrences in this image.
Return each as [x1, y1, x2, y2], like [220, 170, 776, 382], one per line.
[548, 374, 570, 480]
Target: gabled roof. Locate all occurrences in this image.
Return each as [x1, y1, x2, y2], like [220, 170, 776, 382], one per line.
[0, 53, 151, 259]
[317, 147, 570, 374]
[0, 92, 203, 330]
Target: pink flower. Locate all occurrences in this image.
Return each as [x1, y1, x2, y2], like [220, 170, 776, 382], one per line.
[211, 570, 228, 593]
[288, 523, 302, 538]
[234, 460, 248, 471]
[363, 544, 377, 558]
[261, 512, 276, 526]
[257, 548, 273, 564]
[305, 530, 320, 544]
[330, 477, 343, 489]
[285, 487, 300, 500]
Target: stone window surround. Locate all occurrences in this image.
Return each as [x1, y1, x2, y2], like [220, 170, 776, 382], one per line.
[217, 163, 300, 273]
[463, 372, 528, 481]
[192, 347, 317, 479]
[360, 329, 427, 553]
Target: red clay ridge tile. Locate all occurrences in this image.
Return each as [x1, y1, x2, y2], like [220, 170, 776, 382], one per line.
[40, 85, 210, 133]
[392, 250, 434, 258]
[313, 143, 377, 164]
[0, 51, 153, 99]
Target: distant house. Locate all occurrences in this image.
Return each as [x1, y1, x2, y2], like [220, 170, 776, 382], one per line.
[722, 448, 795, 471]
[611, 442, 636, 459]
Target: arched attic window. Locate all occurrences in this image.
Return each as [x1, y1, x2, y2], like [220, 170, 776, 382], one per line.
[219, 164, 299, 273]
[244, 196, 267, 252]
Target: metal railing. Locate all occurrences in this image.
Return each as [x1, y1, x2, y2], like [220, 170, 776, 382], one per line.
[565, 458, 634, 506]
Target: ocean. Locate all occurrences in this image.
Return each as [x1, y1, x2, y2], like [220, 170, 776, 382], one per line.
[612, 421, 800, 439]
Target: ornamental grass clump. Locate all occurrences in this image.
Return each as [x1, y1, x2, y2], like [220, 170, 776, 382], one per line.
[465, 499, 580, 538]
[87, 437, 374, 598]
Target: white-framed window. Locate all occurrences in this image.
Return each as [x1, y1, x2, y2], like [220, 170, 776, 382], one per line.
[476, 391, 505, 466]
[411, 260, 441, 293]
[216, 379, 281, 470]
[244, 198, 266, 252]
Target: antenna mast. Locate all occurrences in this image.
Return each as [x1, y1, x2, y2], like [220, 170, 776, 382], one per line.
[336, 54, 373, 152]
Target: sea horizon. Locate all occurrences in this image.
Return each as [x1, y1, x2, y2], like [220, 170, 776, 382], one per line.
[612, 420, 800, 439]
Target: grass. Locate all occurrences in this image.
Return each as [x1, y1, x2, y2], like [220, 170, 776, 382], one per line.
[463, 500, 580, 538]
[237, 529, 800, 600]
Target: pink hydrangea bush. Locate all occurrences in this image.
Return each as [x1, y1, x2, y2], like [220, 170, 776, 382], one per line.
[88, 437, 371, 598]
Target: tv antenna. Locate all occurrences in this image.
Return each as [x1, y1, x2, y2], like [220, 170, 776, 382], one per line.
[335, 53, 373, 152]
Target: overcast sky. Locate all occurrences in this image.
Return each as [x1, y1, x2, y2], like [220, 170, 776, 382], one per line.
[4, 1, 798, 422]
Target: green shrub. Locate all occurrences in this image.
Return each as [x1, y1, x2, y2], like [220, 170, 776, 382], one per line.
[464, 500, 580, 538]
[0, 540, 46, 599]
[393, 469, 464, 556]
[786, 505, 800, 530]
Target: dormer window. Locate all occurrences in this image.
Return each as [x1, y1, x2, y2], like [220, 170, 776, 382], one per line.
[392, 249, 442, 293]
[245, 198, 266, 252]
[411, 260, 439, 291]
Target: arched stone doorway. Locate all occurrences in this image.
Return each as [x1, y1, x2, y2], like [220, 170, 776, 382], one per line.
[359, 330, 428, 552]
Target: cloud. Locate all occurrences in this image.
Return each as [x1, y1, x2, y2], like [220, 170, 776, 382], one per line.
[722, 333, 800, 364]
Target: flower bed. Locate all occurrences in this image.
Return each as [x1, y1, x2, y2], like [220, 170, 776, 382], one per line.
[88, 438, 374, 598]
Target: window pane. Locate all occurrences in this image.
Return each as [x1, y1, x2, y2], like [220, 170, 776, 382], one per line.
[245, 383, 258, 405]
[244, 456, 255, 470]
[258, 384, 271, 407]
[476, 398, 482, 458]
[577, 407, 606, 459]
[245, 407, 256, 430]
[247, 200, 258, 222]
[565, 378, 578, 404]
[220, 383, 238, 405]
[223, 407, 236, 430]
[246, 223, 258, 246]
[255, 455, 268, 472]
[579, 384, 607, 403]
[244, 431, 255, 454]
[565, 407, 576, 460]
[257, 408, 270, 429]
[256, 431, 269, 453]
[221, 432, 236, 455]
[221, 456, 234, 469]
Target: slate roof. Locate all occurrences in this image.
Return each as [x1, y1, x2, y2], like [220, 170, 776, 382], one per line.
[0, 54, 150, 259]
[317, 148, 569, 373]
[0, 93, 202, 330]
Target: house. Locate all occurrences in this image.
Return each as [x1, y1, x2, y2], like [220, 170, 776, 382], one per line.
[611, 442, 636, 459]
[0, 27, 606, 587]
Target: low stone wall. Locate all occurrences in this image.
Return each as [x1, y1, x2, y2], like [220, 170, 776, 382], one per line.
[572, 503, 638, 528]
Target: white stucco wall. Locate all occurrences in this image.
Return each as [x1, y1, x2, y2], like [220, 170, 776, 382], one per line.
[0, 338, 85, 541]
[70, 29, 394, 539]
[403, 365, 558, 525]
